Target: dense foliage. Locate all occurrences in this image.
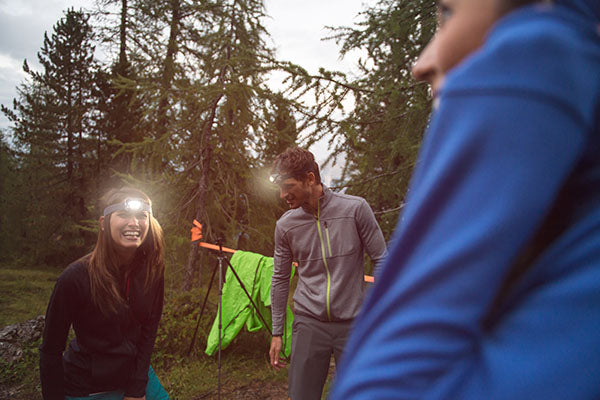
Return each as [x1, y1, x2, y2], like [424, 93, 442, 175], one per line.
[1, 1, 437, 398]
[322, 0, 436, 237]
[1, 0, 436, 283]
[1, 9, 100, 265]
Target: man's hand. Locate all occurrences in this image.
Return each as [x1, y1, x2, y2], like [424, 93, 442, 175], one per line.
[269, 336, 286, 371]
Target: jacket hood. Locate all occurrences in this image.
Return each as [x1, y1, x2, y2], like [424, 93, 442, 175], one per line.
[555, 0, 600, 21]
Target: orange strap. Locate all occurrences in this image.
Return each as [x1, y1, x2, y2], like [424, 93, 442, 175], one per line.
[191, 219, 374, 282]
[191, 220, 236, 253]
[198, 241, 236, 254]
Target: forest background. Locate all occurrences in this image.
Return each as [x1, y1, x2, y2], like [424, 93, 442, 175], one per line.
[0, 0, 436, 398]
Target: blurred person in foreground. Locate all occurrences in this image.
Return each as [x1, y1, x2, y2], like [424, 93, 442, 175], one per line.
[40, 187, 169, 400]
[268, 147, 387, 400]
[330, 0, 600, 398]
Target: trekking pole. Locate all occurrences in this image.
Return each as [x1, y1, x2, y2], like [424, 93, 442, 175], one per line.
[187, 258, 219, 355]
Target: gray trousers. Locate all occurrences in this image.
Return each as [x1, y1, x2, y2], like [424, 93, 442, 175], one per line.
[288, 313, 352, 400]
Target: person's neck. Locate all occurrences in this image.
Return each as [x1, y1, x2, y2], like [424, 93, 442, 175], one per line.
[116, 250, 136, 269]
[307, 184, 324, 214]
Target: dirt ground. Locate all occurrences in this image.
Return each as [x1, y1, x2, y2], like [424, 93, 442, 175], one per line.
[0, 360, 335, 400]
[193, 380, 288, 399]
[194, 358, 336, 399]
[0, 381, 289, 400]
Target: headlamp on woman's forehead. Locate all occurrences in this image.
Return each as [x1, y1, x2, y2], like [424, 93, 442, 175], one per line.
[103, 197, 152, 217]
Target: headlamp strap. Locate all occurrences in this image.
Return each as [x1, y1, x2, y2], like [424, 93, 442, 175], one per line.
[103, 197, 153, 217]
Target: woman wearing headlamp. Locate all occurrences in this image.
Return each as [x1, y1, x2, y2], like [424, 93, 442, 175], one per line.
[40, 187, 169, 400]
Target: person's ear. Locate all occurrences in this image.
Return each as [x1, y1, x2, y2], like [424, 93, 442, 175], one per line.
[306, 171, 316, 185]
[99, 216, 105, 231]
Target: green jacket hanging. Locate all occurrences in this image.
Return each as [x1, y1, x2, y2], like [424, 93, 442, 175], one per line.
[205, 250, 294, 358]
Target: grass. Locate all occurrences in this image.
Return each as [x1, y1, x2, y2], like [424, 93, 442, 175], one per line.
[0, 264, 60, 399]
[0, 265, 59, 328]
[0, 262, 337, 399]
[0, 262, 291, 399]
[152, 283, 290, 399]
[158, 332, 288, 399]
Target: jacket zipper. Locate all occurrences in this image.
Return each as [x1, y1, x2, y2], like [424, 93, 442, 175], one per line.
[316, 199, 332, 321]
[324, 221, 332, 257]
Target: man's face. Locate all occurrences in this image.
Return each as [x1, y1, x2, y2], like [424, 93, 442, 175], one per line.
[278, 177, 312, 209]
[412, 0, 502, 95]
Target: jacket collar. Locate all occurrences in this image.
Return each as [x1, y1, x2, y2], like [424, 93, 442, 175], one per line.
[320, 185, 333, 209]
[301, 184, 332, 215]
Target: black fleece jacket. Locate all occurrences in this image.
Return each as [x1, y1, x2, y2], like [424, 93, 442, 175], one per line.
[39, 257, 164, 399]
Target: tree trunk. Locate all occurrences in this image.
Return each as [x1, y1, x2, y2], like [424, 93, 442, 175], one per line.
[182, 26, 232, 290]
[182, 94, 222, 291]
[156, 0, 180, 140]
[119, 0, 127, 66]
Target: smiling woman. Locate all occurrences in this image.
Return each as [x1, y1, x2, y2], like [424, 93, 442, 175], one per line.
[101, 197, 152, 265]
[39, 187, 170, 400]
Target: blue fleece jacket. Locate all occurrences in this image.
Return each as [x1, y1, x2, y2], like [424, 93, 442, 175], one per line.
[330, 1, 600, 399]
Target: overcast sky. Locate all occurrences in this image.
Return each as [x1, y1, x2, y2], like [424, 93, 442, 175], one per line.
[0, 0, 376, 181]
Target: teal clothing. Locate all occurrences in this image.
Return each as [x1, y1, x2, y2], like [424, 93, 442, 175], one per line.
[65, 365, 169, 400]
[205, 251, 294, 357]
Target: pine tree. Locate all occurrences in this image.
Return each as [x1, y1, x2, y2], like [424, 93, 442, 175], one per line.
[0, 131, 27, 263]
[336, 0, 436, 237]
[91, 0, 301, 289]
[295, 0, 437, 238]
[1, 8, 100, 265]
[175, 0, 280, 289]
[92, 0, 144, 179]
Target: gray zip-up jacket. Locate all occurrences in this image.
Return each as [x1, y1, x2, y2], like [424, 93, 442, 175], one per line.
[271, 186, 387, 335]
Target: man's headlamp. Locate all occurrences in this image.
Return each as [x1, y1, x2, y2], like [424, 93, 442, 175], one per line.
[269, 172, 292, 185]
[103, 198, 153, 217]
[269, 173, 281, 184]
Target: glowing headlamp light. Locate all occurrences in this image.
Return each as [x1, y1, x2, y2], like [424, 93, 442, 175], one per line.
[269, 173, 279, 184]
[269, 172, 292, 185]
[103, 197, 152, 217]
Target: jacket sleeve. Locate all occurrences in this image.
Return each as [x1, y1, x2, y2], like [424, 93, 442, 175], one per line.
[124, 276, 164, 397]
[39, 271, 75, 400]
[329, 88, 587, 399]
[271, 223, 292, 336]
[356, 198, 387, 275]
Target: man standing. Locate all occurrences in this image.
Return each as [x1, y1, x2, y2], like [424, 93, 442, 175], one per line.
[269, 147, 387, 400]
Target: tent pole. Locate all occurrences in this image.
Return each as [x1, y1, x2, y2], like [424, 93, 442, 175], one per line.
[217, 249, 224, 400]
[187, 258, 219, 355]
[223, 256, 273, 336]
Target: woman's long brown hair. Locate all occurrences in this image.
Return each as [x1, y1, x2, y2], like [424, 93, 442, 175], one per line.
[87, 187, 165, 316]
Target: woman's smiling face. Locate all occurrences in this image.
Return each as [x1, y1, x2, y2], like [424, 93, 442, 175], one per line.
[105, 209, 150, 261]
[412, 0, 503, 95]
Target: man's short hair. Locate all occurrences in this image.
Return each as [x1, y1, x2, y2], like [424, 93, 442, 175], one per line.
[271, 147, 322, 185]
